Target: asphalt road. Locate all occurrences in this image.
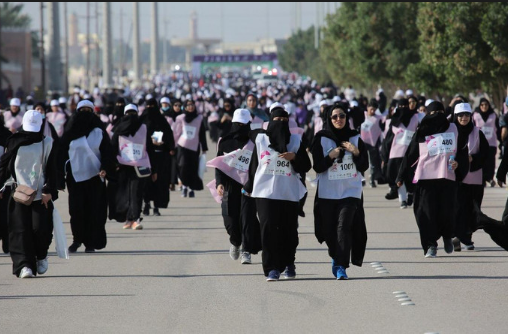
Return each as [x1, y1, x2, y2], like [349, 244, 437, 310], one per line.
[1, 139, 507, 334]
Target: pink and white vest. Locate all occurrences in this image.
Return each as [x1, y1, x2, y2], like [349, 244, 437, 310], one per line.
[461, 127, 483, 185]
[314, 117, 323, 134]
[413, 123, 458, 183]
[206, 141, 255, 186]
[473, 112, 497, 147]
[3, 111, 24, 131]
[46, 111, 67, 137]
[175, 114, 203, 152]
[389, 114, 419, 159]
[116, 124, 151, 168]
[360, 113, 383, 146]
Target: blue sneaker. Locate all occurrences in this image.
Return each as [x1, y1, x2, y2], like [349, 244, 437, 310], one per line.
[266, 270, 280, 282]
[284, 264, 296, 279]
[332, 259, 338, 278]
[336, 266, 348, 280]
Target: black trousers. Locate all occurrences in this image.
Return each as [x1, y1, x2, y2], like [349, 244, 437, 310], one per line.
[0, 186, 12, 253]
[318, 197, 360, 268]
[67, 175, 108, 249]
[8, 198, 52, 276]
[111, 166, 146, 222]
[241, 195, 261, 254]
[455, 183, 484, 245]
[413, 179, 457, 254]
[256, 198, 299, 276]
[221, 182, 243, 247]
[365, 142, 383, 182]
[144, 151, 170, 208]
[483, 146, 497, 182]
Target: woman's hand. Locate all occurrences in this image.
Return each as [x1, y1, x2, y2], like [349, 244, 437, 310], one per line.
[450, 160, 458, 170]
[217, 184, 224, 197]
[42, 193, 52, 208]
[98, 170, 106, 178]
[278, 152, 296, 161]
[341, 141, 360, 156]
[328, 147, 342, 159]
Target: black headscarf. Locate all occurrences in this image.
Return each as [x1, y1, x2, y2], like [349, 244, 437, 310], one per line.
[141, 98, 172, 139]
[266, 107, 291, 153]
[0, 130, 43, 185]
[163, 98, 181, 121]
[218, 122, 251, 154]
[113, 112, 143, 137]
[454, 113, 474, 150]
[390, 98, 416, 127]
[477, 97, 494, 122]
[62, 107, 105, 143]
[111, 97, 127, 127]
[184, 100, 198, 123]
[324, 103, 357, 145]
[415, 101, 450, 142]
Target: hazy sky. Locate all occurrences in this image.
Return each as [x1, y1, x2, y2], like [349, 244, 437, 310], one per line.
[17, 2, 340, 44]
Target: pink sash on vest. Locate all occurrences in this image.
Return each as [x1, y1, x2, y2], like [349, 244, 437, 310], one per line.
[116, 124, 151, 168]
[389, 114, 419, 159]
[3, 111, 23, 131]
[176, 114, 203, 152]
[46, 112, 67, 137]
[473, 112, 497, 147]
[361, 114, 382, 146]
[206, 141, 254, 186]
[462, 127, 483, 185]
[206, 179, 222, 204]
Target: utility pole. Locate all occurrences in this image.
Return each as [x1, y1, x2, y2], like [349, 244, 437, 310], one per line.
[314, 2, 319, 49]
[163, 19, 169, 73]
[40, 2, 46, 97]
[95, 2, 100, 87]
[86, 2, 90, 90]
[133, 2, 141, 85]
[102, 2, 112, 88]
[64, 2, 69, 95]
[119, 6, 123, 83]
[150, 2, 159, 76]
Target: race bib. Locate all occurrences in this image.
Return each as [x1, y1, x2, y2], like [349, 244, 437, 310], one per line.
[223, 149, 253, 172]
[263, 155, 292, 176]
[328, 155, 358, 180]
[121, 143, 143, 162]
[481, 126, 494, 139]
[182, 125, 196, 140]
[361, 119, 374, 132]
[425, 132, 456, 156]
[396, 129, 414, 146]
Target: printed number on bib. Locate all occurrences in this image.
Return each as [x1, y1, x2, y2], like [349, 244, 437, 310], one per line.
[223, 149, 252, 172]
[481, 126, 494, 139]
[425, 132, 456, 156]
[264, 156, 292, 176]
[121, 143, 143, 162]
[329, 155, 358, 180]
[182, 125, 197, 140]
[396, 129, 414, 146]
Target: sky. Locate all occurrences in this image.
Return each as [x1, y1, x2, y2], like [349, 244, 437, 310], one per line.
[17, 2, 340, 44]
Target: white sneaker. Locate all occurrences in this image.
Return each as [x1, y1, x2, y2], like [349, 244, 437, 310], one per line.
[240, 252, 252, 264]
[19, 267, 35, 278]
[36, 257, 48, 275]
[229, 245, 240, 260]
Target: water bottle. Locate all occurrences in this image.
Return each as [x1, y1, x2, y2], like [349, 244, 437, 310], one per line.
[448, 155, 455, 170]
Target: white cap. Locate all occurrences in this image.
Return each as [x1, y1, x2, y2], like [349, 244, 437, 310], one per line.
[405, 89, 414, 96]
[160, 97, 170, 104]
[73, 87, 80, 93]
[332, 96, 341, 103]
[124, 104, 138, 114]
[454, 102, 472, 114]
[22, 110, 43, 132]
[319, 100, 328, 107]
[10, 98, 21, 106]
[83, 94, 91, 99]
[395, 89, 404, 98]
[58, 97, 67, 104]
[269, 102, 285, 113]
[350, 100, 359, 108]
[425, 99, 434, 107]
[77, 100, 94, 110]
[50, 99, 59, 106]
[232, 108, 251, 124]
[146, 94, 153, 100]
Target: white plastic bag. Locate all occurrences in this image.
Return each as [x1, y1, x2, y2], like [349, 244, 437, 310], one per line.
[198, 153, 207, 180]
[53, 205, 69, 259]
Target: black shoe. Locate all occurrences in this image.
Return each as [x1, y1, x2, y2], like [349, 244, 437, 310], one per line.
[377, 177, 388, 185]
[85, 247, 95, 253]
[68, 242, 81, 253]
[406, 193, 413, 206]
[189, 190, 195, 198]
[443, 238, 454, 254]
[385, 189, 398, 200]
[143, 204, 150, 216]
[2, 239, 9, 254]
[370, 181, 377, 188]
[181, 188, 188, 197]
[153, 208, 161, 216]
[298, 210, 305, 218]
[170, 184, 175, 191]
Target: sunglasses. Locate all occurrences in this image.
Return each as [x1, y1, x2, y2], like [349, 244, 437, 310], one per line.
[456, 112, 471, 118]
[331, 114, 347, 120]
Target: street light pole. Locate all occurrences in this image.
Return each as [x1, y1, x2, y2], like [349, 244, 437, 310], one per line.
[40, 2, 46, 98]
[64, 2, 69, 95]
